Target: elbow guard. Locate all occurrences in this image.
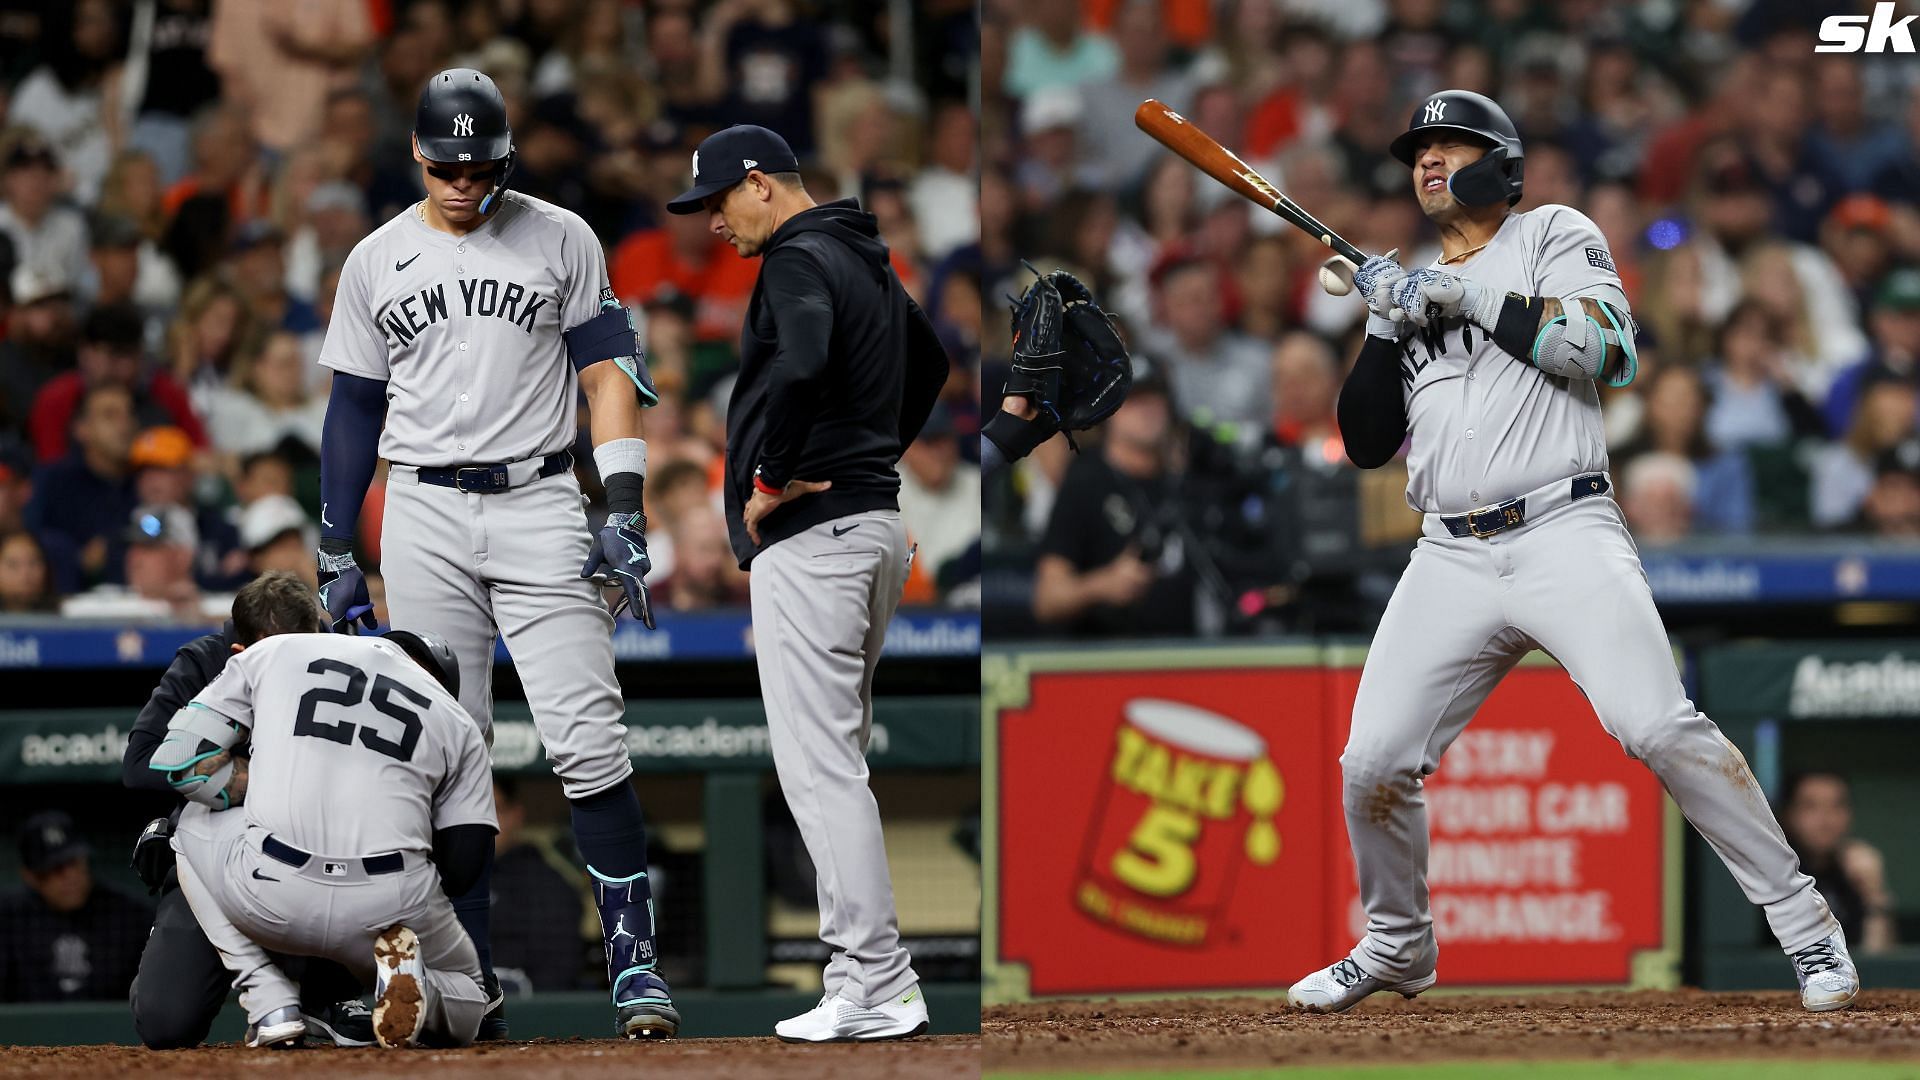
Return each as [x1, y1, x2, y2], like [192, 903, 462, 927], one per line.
[564, 302, 660, 405]
[1528, 296, 1638, 384]
[149, 705, 244, 809]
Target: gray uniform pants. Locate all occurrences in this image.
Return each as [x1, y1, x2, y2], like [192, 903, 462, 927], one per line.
[1344, 495, 1836, 980]
[382, 466, 633, 798]
[171, 806, 487, 1043]
[750, 508, 918, 1007]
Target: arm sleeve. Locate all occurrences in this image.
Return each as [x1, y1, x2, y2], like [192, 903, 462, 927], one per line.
[981, 435, 1007, 477]
[319, 372, 389, 543]
[432, 712, 501, 832]
[1336, 335, 1410, 469]
[753, 248, 837, 490]
[122, 636, 224, 792]
[431, 823, 497, 898]
[317, 246, 391, 379]
[896, 295, 949, 450]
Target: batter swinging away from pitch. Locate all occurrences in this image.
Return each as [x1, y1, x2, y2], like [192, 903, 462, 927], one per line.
[315, 68, 677, 1038]
[1287, 90, 1858, 1014]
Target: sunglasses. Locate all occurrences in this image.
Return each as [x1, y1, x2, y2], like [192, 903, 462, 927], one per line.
[425, 163, 502, 184]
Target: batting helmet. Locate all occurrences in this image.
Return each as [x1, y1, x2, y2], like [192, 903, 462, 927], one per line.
[383, 629, 461, 700]
[414, 68, 516, 215]
[1388, 90, 1525, 208]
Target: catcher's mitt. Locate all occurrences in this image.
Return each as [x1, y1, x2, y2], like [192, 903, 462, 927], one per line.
[1002, 262, 1134, 451]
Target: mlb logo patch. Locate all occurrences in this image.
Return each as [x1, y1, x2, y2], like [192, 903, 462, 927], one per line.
[324, 861, 348, 877]
[1585, 247, 1617, 273]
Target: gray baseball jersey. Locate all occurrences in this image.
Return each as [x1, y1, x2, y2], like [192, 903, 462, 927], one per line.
[319, 191, 609, 466]
[188, 633, 496, 857]
[1397, 203, 1625, 514]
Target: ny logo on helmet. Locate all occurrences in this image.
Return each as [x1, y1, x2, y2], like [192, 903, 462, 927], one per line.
[1424, 99, 1448, 123]
[454, 113, 474, 137]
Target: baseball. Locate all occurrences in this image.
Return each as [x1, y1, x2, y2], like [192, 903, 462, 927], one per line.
[1320, 255, 1356, 296]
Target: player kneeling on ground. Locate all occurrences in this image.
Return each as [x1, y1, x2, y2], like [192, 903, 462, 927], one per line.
[152, 571, 498, 1048]
[1289, 90, 1856, 1016]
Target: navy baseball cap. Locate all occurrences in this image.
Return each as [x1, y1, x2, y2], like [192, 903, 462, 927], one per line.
[666, 125, 800, 215]
[19, 811, 89, 873]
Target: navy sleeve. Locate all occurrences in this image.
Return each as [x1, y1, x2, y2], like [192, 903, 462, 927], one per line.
[981, 435, 1006, 477]
[319, 372, 389, 544]
[896, 295, 949, 451]
[1337, 335, 1410, 470]
[432, 823, 497, 898]
[753, 248, 836, 490]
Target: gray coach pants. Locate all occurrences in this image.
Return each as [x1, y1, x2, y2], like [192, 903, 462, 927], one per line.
[171, 805, 488, 1044]
[750, 508, 919, 1007]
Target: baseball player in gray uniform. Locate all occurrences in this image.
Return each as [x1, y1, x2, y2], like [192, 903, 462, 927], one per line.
[1287, 91, 1857, 1014]
[151, 572, 495, 1049]
[313, 69, 678, 1039]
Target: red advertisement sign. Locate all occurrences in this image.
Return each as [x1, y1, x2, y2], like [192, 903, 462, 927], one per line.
[1328, 667, 1669, 986]
[998, 667, 1335, 995]
[995, 660, 1671, 998]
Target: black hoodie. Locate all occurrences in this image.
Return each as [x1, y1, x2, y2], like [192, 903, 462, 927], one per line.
[724, 198, 948, 567]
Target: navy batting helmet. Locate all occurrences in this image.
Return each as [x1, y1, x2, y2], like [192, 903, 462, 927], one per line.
[415, 68, 515, 214]
[1388, 90, 1525, 208]
[383, 629, 461, 700]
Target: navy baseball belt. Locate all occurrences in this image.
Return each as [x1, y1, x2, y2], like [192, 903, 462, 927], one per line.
[1439, 473, 1611, 539]
[263, 834, 404, 877]
[396, 449, 573, 494]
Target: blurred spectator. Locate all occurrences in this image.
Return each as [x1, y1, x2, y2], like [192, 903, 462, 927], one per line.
[93, 153, 183, 313]
[206, 0, 373, 155]
[897, 405, 981, 596]
[490, 778, 589, 993]
[0, 529, 55, 612]
[25, 382, 138, 593]
[1143, 254, 1271, 430]
[1859, 439, 1920, 539]
[1003, 0, 1117, 98]
[609, 208, 760, 344]
[1619, 451, 1697, 545]
[1824, 267, 1920, 440]
[125, 425, 244, 589]
[122, 0, 224, 186]
[0, 811, 151, 1002]
[289, 184, 368, 303]
[114, 501, 203, 614]
[1821, 196, 1897, 319]
[1076, 0, 1193, 192]
[0, 264, 80, 436]
[1777, 772, 1896, 955]
[1701, 300, 1822, 453]
[1245, 21, 1337, 162]
[159, 104, 256, 223]
[1615, 366, 1755, 534]
[167, 276, 251, 413]
[1871, 86, 1920, 204]
[1811, 377, 1919, 530]
[1739, 67, 1845, 246]
[655, 505, 749, 612]
[1033, 377, 1193, 636]
[226, 221, 319, 335]
[0, 453, 28, 534]
[201, 327, 326, 459]
[1270, 331, 1341, 457]
[908, 101, 979, 263]
[700, 0, 829, 158]
[236, 492, 316, 586]
[1807, 59, 1906, 196]
[82, 213, 145, 311]
[5, 0, 120, 203]
[1014, 87, 1093, 213]
[28, 302, 205, 464]
[231, 448, 295, 509]
[0, 130, 88, 289]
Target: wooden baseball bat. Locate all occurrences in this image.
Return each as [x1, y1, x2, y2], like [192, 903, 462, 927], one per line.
[1134, 98, 1369, 267]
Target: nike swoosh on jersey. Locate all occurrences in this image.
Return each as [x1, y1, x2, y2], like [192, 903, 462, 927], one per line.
[832, 523, 862, 537]
[395, 253, 421, 271]
[252, 868, 278, 882]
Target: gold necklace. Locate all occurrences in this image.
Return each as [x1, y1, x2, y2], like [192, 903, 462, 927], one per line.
[1439, 240, 1490, 265]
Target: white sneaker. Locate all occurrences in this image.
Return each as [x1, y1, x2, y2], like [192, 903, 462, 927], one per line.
[1791, 930, 1859, 1012]
[244, 1005, 307, 1049]
[1289, 947, 1437, 1014]
[373, 925, 428, 1048]
[775, 987, 930, 1043]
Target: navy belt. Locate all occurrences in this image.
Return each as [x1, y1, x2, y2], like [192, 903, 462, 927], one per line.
[263, 835, 403, 876]
[410, 450, 572, 494]
[1441, 473, 1610, 538]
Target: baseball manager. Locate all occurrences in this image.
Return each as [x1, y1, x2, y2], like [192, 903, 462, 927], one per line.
[669, 124, 946, 1042]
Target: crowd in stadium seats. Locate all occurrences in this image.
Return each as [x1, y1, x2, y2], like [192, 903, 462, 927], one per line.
[0, 0, 983, 623]
[981, 0, 1920, 639]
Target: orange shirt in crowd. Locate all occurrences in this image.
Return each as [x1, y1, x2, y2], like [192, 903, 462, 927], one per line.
[609, 230, 762, 342]
[1081, 0, 1211, 48]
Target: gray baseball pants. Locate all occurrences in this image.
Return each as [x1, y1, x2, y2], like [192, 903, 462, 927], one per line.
[171, 805, 488, 1043]
[750, 508, 919, 1007]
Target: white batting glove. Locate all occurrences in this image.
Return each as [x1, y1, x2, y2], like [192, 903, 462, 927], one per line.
[1352, 251, 1407, 323]
[1392, 268, 1466, 328]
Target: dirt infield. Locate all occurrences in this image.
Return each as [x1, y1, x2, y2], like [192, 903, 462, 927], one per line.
[983, 990, 1920, 1072]
[0, 1035, 979, 1080]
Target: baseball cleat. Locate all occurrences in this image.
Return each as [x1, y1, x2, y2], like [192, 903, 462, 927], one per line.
[614, 969, 680, 1039]
[373, 925, 427, 1048]
[304, 998, 375, 1047]
[475, 971, 509, 1041]
[775, 987, 930, 1043]
[1792, 930, 1859, 1012]
[1289, 953, 1437, 1013]
[244, 1004, 307, 1049]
